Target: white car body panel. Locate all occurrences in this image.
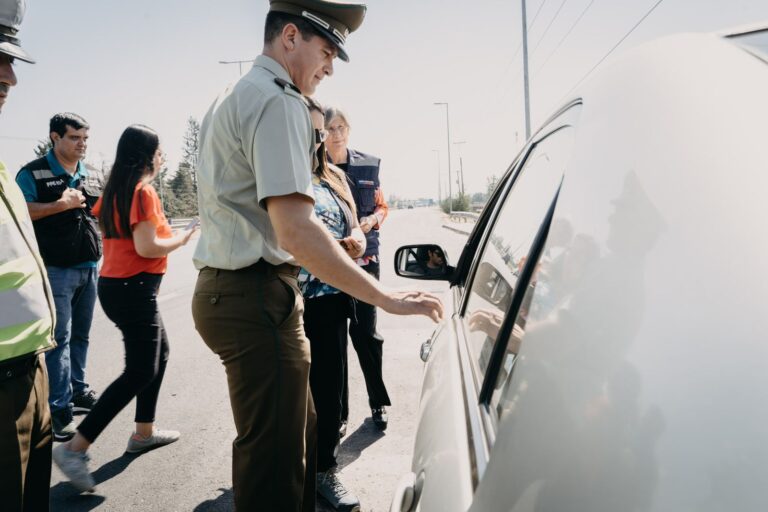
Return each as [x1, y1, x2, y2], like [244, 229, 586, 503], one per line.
[406, 29, 768, 512]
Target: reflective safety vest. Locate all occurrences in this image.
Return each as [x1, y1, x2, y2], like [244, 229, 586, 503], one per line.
[0, 161, 55, 363]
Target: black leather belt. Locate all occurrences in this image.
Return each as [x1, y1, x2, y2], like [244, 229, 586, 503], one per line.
[0, 353, 38, 383]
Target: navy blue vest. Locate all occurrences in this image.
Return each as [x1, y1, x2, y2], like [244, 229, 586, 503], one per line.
[334, 149, 382, 258]
[18, 156, 102, 267]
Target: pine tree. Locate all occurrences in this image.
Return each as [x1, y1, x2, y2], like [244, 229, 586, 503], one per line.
[181, 117, 200, 193]
[34, 139, 52, 158]
[169, 163, 197, 217]
[151, 165, 178, 218]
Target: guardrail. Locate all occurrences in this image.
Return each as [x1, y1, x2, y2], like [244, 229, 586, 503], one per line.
[169, 217, 193, 228]
[448, 211, 479, 223]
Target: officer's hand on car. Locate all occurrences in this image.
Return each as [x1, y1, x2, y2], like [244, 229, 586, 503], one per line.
[383, 290, 444, 323]
[60, 188, 86, 210]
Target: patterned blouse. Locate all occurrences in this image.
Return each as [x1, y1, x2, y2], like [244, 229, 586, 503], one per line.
[298, 177, 349, 299]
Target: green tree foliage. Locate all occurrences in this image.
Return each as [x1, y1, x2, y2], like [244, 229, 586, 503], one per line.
[167, 163, 197, 218]
[34, 139, 52, 158]
[181, 117, 200, 193]
[151, 165, 178, 218]
[440, 193, 470, 213]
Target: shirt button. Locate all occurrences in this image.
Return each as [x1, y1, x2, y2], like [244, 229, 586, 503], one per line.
[210, 297, 218, 304]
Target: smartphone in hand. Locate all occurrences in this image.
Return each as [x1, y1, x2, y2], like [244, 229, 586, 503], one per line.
[185, 217, 200, 231]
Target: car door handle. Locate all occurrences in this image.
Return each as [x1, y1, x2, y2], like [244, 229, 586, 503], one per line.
[389, 472, 416, 512]
[420, 339, 432, 362]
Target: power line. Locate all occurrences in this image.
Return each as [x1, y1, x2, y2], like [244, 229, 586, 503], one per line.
[529, 0, 549, 30]
[566, 0, 666, 96]
[536, 0, 597, 75]
[531, 0, 570, 55]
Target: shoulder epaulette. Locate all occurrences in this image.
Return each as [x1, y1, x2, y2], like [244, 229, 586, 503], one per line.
[274, 78, 301, 95]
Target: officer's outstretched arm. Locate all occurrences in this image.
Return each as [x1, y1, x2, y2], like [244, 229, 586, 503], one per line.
[267, 193, 443, 322]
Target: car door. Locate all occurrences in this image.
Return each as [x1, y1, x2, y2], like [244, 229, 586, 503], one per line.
[399, 104, 580, 512]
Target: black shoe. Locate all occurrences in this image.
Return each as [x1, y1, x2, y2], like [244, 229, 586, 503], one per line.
[52, 410, 77, 442]
[339, 420, 347, 438]
[72, 389, 99, 414]
[371, 407, 388, 431]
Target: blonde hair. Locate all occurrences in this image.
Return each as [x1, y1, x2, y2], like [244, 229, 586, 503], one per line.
[305, 97, 357, 219]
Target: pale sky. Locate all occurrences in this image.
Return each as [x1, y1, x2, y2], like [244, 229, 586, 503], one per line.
[1, 0, 766, 199]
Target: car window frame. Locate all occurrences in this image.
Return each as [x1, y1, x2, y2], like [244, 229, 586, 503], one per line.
[450, 100, 581, 486]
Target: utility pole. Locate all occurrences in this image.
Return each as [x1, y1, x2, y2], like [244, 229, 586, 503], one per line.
[219, 59, 253, 75]
[453, 141, 467, 199]
[433, 102, 452, 214]
[521, 0, 532, 139]
[432, 149, 442, 206]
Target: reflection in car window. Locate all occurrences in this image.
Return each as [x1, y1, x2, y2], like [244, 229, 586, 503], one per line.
[462, 127, 575, 390]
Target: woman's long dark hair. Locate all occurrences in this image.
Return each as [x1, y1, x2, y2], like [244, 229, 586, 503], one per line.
[99, 125, 160, 239]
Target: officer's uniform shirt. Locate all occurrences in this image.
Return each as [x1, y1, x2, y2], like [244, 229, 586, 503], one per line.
[194, 55, 314, 270]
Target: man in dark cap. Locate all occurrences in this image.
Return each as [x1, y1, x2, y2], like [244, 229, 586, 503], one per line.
[192, 1, 443, 511]
[0, 2, 58, 511]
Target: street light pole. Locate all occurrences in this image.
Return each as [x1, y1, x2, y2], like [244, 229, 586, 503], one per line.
[521, 0, 532, 140]
[433, 102, 452, 214]
[219, 59, 253, 76]
[432, 149, 442, 206]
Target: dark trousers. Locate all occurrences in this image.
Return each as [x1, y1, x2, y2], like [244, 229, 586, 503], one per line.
[0, 354, 52, 512]
[342, 261, 391, 420]
[78, 273, 169, 442]
[192, 262, 317, 512]
[304, 293, 351, 472]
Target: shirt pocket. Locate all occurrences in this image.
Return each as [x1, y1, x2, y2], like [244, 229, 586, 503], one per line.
[356, 180, 377, 211]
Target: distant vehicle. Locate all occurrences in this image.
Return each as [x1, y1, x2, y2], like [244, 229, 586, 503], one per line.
[389, 25, 768, 512]
[407, 204, 414, 209]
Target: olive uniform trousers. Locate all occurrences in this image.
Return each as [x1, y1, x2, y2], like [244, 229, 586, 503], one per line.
[0, 354, 52, 512]
[192, 261, 317, 512]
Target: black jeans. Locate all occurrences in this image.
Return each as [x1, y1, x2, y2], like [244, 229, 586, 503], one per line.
[78, 273, 169, 443]
[342, 261, 391, 421]
[304, 293, 351, 472]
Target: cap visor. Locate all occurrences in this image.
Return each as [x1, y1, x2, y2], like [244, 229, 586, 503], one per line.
[313, 25, 350, 62]
[0, 42, 35, 64]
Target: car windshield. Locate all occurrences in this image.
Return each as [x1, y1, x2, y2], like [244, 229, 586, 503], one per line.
[726, 28, 768, 61]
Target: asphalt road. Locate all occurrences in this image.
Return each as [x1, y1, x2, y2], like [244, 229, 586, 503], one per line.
[50, 207, 468, 512]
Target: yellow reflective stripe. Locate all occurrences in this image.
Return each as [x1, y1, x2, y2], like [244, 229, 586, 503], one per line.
[0, 318, 54, 360]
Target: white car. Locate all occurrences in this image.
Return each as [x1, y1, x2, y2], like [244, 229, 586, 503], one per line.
[391, 24, 768, 512]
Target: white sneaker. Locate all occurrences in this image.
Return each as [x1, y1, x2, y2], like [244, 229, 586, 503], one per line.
[317, 469, 360, 512]
[125, 429, 180, 454]
[52, 444, 95, 493]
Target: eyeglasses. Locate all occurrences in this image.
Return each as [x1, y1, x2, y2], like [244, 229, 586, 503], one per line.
[327, 125, 349, 136]
[315, 129, 328, 143]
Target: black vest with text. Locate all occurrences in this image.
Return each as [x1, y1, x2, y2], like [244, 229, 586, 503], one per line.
[19, 156, 102, 267]
[337, 149, 381, 259]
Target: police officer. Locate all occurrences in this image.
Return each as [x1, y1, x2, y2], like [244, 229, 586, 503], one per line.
[192, 1, 443, 511]
[0, 2, 57, 510]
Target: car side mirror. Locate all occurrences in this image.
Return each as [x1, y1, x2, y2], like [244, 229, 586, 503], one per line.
[394, 244, 454, 281]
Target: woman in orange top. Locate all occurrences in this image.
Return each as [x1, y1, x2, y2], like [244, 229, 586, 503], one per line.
[53, 125, 196, 492]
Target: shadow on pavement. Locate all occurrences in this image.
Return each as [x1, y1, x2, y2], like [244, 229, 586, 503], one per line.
[193, 487, 234, 511]
[50, 452, 140, 509]
[336, 418, 386, 471]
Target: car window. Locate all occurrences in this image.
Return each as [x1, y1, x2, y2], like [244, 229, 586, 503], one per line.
[726, 28, 768, 61]
[461, 127, 575, 390]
